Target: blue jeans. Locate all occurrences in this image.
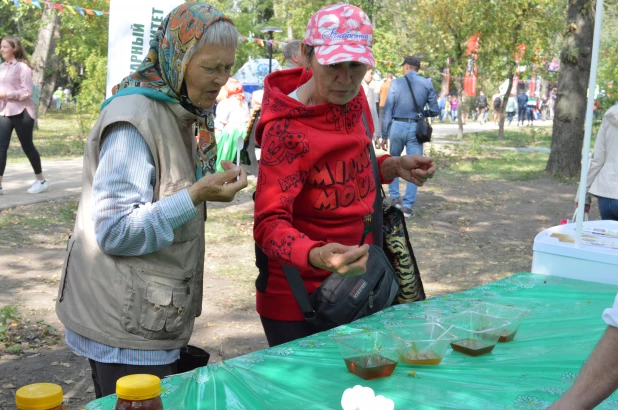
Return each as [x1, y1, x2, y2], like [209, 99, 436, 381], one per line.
[451, 109, 458, 122]
[388, 121, 423, 210]
[598, 197, 618, 221]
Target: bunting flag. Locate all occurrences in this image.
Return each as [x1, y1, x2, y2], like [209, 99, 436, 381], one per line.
[1, 0, 109, 16]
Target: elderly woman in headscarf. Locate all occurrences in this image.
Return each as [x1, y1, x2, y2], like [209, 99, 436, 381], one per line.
[55, 3, 247, 398]
[214, 78, 250, 171]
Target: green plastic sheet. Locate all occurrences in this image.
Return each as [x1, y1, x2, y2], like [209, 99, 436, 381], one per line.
[85, 273, 618, 409]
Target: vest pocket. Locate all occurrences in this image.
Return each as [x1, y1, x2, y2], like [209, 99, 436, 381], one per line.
[165, 286, 191, 333]
[123, 268, 194, 340]
[140, 283, 173, 332]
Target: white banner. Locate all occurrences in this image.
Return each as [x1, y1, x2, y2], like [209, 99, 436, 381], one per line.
[106, 0, 183, 97]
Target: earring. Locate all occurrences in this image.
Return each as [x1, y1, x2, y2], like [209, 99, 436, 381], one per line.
[306, 66, 309, 73]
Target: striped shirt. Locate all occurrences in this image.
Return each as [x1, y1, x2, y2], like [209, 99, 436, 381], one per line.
[65, 122, 197, 365]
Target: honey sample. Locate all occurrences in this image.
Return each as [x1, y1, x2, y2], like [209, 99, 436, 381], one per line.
[498, 330, 517, 343]
[400, 351, 442, 365]
[343, 355, 398, 380]
[451, 339, 495, 356]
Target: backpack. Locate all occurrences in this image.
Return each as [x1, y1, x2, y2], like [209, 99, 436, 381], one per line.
[493, 97, 501, 109]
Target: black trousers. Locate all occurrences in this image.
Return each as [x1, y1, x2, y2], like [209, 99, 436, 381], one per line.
[88, 359, 177, 398]
[517, 107, 527, 123]
[260, 315, 316, 347]
[0, 110, 42, 176]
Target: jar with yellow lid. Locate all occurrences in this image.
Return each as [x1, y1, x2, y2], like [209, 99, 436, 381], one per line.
[15, 383, 67, 410]
[115, 374, 164, 410]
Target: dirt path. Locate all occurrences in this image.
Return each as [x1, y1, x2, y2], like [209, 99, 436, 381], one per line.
[0, 171, 592, 408]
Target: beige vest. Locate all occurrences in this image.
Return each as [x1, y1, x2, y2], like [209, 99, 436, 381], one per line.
[55, 95, 205, 350]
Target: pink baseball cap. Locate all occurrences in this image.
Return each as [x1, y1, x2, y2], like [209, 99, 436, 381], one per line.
[304, 3, 375, 67]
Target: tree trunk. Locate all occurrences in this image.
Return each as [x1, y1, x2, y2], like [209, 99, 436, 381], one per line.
[456, 81, 464, 138]
[31, 7, 60, 117]
[498, 74, 515, 141]
[546, 0, 595, 178]
[37, 23, 61, 116]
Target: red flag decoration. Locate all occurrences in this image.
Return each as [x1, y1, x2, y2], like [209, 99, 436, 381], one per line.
[54, 3, 63, 11]
[515, 44, 526, 62]
[465, 33, 480, 55]
[256, 39, 264, 47]
[85, 8, 94, 15]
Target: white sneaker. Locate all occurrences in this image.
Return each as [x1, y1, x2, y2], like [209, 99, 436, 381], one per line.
[27, 180, 49, 194]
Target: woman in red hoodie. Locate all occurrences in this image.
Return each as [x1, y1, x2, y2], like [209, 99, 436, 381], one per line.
[253, 3, 437, 346]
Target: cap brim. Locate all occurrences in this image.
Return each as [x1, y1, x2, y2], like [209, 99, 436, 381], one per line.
[314, 44, 375, 67]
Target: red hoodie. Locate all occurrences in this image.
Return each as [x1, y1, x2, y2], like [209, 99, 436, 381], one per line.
[253, 67, 393, 321]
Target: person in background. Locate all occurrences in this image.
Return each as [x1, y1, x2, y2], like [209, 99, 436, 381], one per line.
[438, 93, 446, 123]
[253, 3, 436, 347]
[574, 104, 618, 221]
[362, 67, 381, 143]
[476, 90, 488, 125]
[53, 86, 63, 109]
[548, 294, 618, 409]
[444, 96, 451, 123]
[214, 78, 249, 171]
[450, 95, 458, 123]
[381, 55, 439, 218]
[63, 87, 72, 109]
[282, 40, 305, 69]
[0, 36, 48, 195]
[379, 72, 393, 130]
[55, 3, 247, 398]
[526, 92, 536, 126]
[517, 90, 528, 126]
[505, 94, 517, 126]
[492, 92, 502, 125]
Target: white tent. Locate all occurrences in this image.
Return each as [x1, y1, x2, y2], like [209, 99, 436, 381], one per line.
[232, 58, 282, 95]
[575, 0, 604, 246]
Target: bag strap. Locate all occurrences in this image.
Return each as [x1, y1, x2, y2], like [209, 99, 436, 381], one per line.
[403, 75, 423, 120]
[282, 113, 383, 321]
[282, 264, 317, 320]
[361, 113, 383, 248]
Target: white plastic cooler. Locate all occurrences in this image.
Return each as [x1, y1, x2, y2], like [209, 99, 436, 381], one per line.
[532, 220, 618, 285]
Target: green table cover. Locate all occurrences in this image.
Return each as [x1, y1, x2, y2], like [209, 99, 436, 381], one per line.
[85, 273, 618, 409]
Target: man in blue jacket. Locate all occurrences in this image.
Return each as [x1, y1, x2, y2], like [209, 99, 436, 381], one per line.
[380, 55, 440, 217]
[517, 91, 528, 126]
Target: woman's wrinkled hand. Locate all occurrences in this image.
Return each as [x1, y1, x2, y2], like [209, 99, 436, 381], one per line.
[308, 243, 369, 278]
[382, 155, 436, 186]
[188, 160, 248, 204]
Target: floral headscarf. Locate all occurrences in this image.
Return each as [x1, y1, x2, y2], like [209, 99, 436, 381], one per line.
[104, 2, 234, 176]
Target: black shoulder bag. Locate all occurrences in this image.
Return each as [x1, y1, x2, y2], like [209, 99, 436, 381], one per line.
[403, 76, 433, 144]
[282, 115, 400, 332]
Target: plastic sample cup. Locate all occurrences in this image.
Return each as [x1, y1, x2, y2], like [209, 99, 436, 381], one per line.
[468, 302, 531, 342]
[386, 322, 456, 365]
[331, 331, 409, 380]
[438, 311, 511, 356]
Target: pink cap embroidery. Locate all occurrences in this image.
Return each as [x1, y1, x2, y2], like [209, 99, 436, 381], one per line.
[304, 3, 375, 67]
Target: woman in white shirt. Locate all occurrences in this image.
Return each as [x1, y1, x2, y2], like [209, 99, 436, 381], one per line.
[214, 78, 249, 171]
[576, 104, 618, 220]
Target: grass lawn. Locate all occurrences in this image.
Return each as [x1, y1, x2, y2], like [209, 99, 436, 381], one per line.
[6, 109, 96, 163]
[456, 122, 600, 149]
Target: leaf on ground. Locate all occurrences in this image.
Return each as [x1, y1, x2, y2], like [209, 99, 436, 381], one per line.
[2, 383, 15, 389]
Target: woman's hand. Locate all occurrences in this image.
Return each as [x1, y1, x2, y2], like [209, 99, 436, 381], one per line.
[188, 160, 248, 204]
[308, 243, 370, 278]
[381, 155, 436, 186]
[575, 201, 591, 213]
